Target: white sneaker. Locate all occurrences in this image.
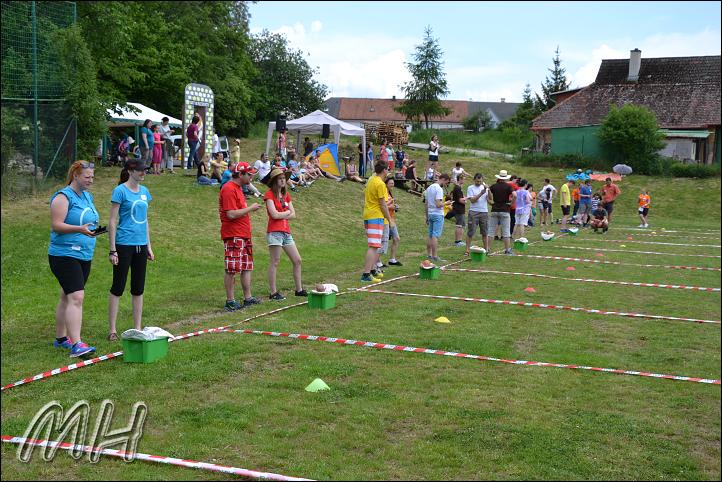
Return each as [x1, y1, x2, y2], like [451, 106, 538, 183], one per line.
[644, 224, 649, 228]
[638, 224, 645, 228]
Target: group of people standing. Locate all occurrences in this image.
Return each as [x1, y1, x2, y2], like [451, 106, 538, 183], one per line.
[360, 158, 635, 277]
[48, 154, 311, 358]
[140, 117, 176, 175]
[48, 159, 154, 358]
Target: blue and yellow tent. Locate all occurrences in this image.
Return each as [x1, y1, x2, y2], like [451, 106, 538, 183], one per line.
[306, 143, 341, 177]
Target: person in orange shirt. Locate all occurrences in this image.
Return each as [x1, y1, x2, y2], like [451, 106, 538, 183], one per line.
[600, 177, 622, 223]
[638, 189, 651, 228]
[572, 186, 580, 223]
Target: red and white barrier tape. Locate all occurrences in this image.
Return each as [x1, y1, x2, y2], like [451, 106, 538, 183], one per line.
[0, 435, 312, 481]
[362, 289, 721, 324]
[575, 239, 720, 248]
[621, 227, 720, 235]
[554, 245, 721, 259]
[224, 329, 721, 385]
[1, 351, 124, 392]
[514, 253, 721, 271]
[1, 302, 312, 393]
[443, 268, 721, 292]
[614, 233, 720, 240]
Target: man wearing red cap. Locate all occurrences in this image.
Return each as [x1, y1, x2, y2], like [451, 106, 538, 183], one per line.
[219, 162, 262, 311]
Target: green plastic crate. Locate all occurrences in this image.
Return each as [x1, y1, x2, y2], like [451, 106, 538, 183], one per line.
[470, 251, 486, 262]
[122, 338, 169, 363]
[513, 240, 528, 251]
[308, 292, 336, 310]
[419, 267, 441, 280]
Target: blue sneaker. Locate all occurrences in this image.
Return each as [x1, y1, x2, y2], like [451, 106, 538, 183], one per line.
[70, 342, 96, 358]
[243, 297, 262, 307]
[53, 338, 73, 350]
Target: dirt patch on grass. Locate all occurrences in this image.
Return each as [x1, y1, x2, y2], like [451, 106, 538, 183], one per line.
[513, 334, 538, 354]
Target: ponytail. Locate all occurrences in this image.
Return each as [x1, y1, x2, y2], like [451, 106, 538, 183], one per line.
[119, 165, 130, 185]
[65, 160, 93, 185]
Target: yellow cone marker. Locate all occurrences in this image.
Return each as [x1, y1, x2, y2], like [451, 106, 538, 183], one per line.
[305, 378, 330, 392]
[434, 316, 451, 324]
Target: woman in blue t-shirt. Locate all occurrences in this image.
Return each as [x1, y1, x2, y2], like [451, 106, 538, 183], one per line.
[140, 119, 154, 163]
[48, 161, 100, 358]
[107, 158, 155, 341]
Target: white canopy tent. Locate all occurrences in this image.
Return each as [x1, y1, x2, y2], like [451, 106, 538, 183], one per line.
[107, 102, 182, 127]
[266, 110, 366, 165]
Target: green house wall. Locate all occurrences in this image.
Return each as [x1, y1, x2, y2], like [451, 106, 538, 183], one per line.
[550, 125, 605, 158]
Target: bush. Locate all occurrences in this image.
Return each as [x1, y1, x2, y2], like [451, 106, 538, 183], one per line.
[515, 152, 612, 171]
[598, 104, 665, 175]
[669, 162, 721, 178]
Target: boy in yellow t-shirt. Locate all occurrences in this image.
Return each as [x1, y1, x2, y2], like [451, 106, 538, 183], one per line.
[638, 189, 651, 228]
[559, 180, 574, 232]
[361, 162, 392, 282]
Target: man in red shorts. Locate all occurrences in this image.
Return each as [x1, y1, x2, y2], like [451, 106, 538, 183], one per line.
[219, 162, 262, 311]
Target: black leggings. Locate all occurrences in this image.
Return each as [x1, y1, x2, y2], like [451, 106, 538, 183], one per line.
[110, 245, 148, 297]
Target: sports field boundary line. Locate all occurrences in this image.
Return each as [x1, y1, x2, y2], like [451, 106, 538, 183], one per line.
[552, 245, 722, 259]
[442, 268, 721, 292]
[0, 301, 313, 393]
[619, 227, 721, 235]
[514, 253, 721, 271]
[362, 289, 721, 324]
[223, 329, 721, 385]
[0, 435, 313, 481]
[575, 239, 721, 248]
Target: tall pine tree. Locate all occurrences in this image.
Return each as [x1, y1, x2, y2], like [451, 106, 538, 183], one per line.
[535, 46, 570, 111]
[395, 26, 451, 129]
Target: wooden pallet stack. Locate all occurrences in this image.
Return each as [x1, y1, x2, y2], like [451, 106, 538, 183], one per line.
[363, 122, 378, 143]
[376, 122, 408, 146]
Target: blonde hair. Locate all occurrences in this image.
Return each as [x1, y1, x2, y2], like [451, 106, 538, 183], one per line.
[66, 160, 94, 185]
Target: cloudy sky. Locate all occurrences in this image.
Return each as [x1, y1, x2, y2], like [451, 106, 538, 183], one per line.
[249, 1, 721, 103]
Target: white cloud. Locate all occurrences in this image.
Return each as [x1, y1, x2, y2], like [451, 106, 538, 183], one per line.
[261, 21, 417, 99]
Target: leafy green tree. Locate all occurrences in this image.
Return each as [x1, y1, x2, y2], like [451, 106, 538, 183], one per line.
[598, 104, 666, 175]
[54, 25, 107, 158]
[395, 26, 451, 129]
[249, 30, 328, 121]
[535, 46, 569, 111]
[76, 1, 256, 136]
[499, 83, 542, 132]
[462, 109, 492, 132]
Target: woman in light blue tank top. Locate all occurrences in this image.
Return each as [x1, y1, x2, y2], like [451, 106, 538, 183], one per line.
[107, 158, 155, 341]
[48, 161, 99, 358]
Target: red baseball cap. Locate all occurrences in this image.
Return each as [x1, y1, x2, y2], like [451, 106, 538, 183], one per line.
[232, 162, 257, 175]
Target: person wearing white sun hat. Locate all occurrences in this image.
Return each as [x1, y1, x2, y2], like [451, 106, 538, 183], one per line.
[487, 169, 517, 255]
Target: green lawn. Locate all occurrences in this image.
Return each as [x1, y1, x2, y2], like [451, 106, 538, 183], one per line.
[1, 143, 720, 480]
[408, 128, 534, 155]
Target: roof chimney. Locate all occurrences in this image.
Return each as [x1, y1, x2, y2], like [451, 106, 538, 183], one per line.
[392, 95, 396, 101]
[500, 98, 505, 103]
[628, 48, 641, 82]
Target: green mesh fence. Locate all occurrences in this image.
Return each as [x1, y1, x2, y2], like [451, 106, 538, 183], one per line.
[1, 1, 76, 196]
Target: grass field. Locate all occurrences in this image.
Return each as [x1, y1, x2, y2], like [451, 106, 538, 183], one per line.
[1, 138, 720, 480]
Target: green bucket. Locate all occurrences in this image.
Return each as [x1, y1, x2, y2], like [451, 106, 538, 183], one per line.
[513, 240, 528, 251]
[419, 267, 441, 280]
[470, 251, 487, 262]
[123, 338, 169, 363]
[308, 292, 336, 310]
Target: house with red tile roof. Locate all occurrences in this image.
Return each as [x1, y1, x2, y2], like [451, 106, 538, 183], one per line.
[531, 50, 721, 165]
[324, 97, 521, 130]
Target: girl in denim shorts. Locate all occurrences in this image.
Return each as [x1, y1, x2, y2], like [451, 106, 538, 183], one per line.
[263, 168, 307, 300]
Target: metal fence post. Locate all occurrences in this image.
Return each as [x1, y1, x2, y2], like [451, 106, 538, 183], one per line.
[31, 1, 39, 193]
